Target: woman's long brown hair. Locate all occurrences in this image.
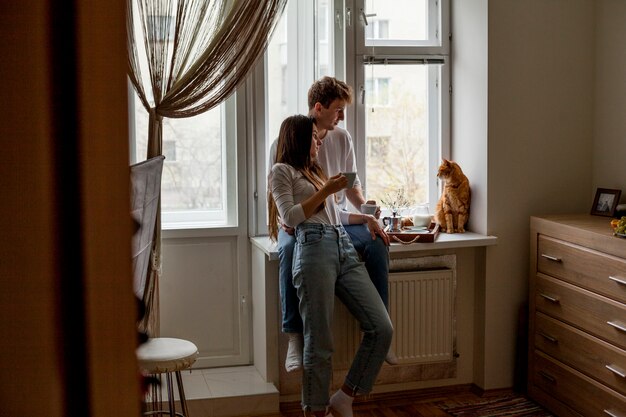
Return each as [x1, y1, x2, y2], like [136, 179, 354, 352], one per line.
[268, 115, 327, 241]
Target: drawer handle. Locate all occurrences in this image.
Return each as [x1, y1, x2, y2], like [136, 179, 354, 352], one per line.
[608, 275, 626, 286]
[606, 364, 626, 378]
[538, 331, 558, 343]
[539, 293, 560, 303]
[538, 370, 556, 383]
[607, 321, 626, 333]
[604, 410, 624, 417]
[541, 254, 562, 262]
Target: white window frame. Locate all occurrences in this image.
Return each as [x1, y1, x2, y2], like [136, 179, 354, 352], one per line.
[160, 96, 239, 229]
[344, 0, 450, 208]
[128, 87, 240, 230]
[252, 0, 320, 237]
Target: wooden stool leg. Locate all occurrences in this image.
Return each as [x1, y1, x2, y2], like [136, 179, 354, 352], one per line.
[175, 371, 190, 417]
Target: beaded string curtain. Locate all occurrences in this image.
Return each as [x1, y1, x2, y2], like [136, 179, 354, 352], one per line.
[127, 0, 287, 334]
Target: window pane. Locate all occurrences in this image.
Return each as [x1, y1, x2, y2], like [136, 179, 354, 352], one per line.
[365, 0, 427, 43]
[316, 0, 333, 78]
[133, 93, 226, 225]
[267, 10, 289, 146]
[364, 64, 428, 207]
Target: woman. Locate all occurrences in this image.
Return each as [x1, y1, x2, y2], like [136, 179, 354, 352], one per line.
[268, 115, 393, 417]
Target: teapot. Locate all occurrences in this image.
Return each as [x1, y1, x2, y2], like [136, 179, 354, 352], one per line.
[382, 216, 402, 232]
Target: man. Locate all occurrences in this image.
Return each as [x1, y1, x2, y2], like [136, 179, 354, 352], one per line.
[270, 76, 394, 372]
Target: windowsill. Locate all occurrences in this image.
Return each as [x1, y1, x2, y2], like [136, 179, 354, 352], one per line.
[250, 232, 497, 261]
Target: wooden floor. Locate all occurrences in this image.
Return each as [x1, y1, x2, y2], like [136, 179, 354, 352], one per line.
[264, 385, 521, 417]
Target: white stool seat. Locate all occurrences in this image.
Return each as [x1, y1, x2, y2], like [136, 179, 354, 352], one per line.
[138, 337, 198, 416]
[137, 337, 198, 373]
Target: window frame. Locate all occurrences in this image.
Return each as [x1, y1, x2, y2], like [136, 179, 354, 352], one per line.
[128, 87, 241, 230]
[345, 0, 450, 209]
[252, 0, 327, 237]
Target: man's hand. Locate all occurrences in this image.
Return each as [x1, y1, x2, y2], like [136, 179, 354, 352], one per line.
[365, 199, 382, 219]
[364, 214, 390, 245]
[281, 224, 295, 235]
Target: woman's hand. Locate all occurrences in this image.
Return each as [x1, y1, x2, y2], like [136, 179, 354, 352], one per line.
[323, 173, 348, 195]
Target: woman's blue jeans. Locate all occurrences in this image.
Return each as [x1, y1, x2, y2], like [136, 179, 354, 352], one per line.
[278, 224, 389, 333]
[293, 224, 393, 412]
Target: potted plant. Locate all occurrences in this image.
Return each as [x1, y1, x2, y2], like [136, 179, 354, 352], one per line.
[380, 188, 412, 219]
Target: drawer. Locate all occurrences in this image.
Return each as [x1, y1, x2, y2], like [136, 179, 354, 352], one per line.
[535, 274, 626, 349]
[535, 312, 626, 395]
[538, 235, 626, 304]
[531, 350, 626, 417]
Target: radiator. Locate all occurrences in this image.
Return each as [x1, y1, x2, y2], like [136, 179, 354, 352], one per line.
[332, 268, 455, 368]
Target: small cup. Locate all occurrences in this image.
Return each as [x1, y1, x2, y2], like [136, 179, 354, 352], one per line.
[342, 172, 357, 188]
[360, 203, 377, 215]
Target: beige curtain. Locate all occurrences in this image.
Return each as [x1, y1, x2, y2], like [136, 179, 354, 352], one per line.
[127, 0, 287, 334]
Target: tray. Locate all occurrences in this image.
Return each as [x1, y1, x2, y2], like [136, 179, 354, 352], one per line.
[384, 222, 440, 244]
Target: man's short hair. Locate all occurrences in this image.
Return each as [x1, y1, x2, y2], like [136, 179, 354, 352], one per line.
[308, 76, 353, 110]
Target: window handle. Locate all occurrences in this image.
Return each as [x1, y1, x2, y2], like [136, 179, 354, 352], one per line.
[360, 85, 365, 105]
[335, 9, 342, 30]
[346, 7, 351, 27]
[359, 8, 376, 26]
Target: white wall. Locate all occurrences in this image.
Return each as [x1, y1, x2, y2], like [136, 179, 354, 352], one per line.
[450, 0, 490, 387]
[453, 0, 599, 389]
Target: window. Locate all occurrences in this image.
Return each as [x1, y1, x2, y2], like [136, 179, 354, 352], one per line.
[257, 0, 448, 231]
[132, 94, 237, 228]
[130, 12, 239, 229]
[365, 19, 389, 40]
[365, 76, 390, 106]
[257, 0, 335, 234]
[163, 140, 177, 162]
[350, 0, 449, 210]
[265, 0, 334, 141]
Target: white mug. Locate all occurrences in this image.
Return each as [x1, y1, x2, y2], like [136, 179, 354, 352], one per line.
[360, 203, 377, 215]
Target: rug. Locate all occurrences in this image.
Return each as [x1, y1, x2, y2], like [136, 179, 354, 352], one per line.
[438, 394, 553, 417]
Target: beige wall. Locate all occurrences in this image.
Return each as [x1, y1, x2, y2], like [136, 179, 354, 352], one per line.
[454, 0, 624, 390]
[593, 0, 626, 195]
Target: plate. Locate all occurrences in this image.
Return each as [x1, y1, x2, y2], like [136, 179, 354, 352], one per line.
[403, 226, 429, 233]
[615, 232, 626, 238]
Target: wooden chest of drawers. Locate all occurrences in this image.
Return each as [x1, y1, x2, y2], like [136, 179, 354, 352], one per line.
[529, 215, 626, 417]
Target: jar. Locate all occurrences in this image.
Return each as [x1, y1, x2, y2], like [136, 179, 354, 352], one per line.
[412, 204, 431, 227]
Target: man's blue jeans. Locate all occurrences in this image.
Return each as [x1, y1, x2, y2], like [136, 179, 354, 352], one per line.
[278, 223, 389, 333]
[292, 224, 392, 411]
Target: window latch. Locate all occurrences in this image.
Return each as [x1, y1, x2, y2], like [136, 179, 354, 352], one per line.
[359, 9, 376, 26]
[360, 85, 365, 105]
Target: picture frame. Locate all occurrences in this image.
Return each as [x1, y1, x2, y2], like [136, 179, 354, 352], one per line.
[590, 188, 621, 217]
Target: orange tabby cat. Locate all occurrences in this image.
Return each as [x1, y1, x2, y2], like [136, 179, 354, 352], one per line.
[435, 159, 470, 233]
